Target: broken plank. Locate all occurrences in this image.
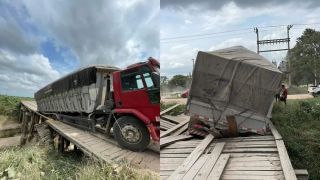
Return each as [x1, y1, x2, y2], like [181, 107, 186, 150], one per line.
[160, 119, 189, 138]
[194, 142, 225, 180]
[160, 135, 193, 148]
[161, 104, 180, 116]
[171, 124, 188, 136]
[167, 134, 214, 180]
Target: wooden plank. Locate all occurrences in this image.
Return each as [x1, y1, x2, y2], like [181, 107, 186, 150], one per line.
[160, 104, 180, 116]
[194, 142, 225, 180]
[223, 170, 283, 176]
[160, 153, 189, 158]
[270, 119, 297, 180]
[276, 139, 297, 180]
[225, 166, 282, 171]
[161, 158, 185, 164]
[161, 148, 196, 154]
[167, 134, 214, 180]
[225, 161, 281, 167]
[223, 147, 278, 153]
[269, 121, 282, 140]
[171, 124, 188, 136]
[183, 155, 208, 180]
[221, 174, 284, 180]
[161, 115, 183, 124]
[160, 119, 189, 138]
[160, 135, 193, 148]
[207, 154, 230, 180]
[295, 169, 309, 180]
[228, 156, 280, 162]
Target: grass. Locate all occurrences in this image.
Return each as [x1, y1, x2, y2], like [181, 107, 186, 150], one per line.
[272, 98, 320, 180]
[287, 86, 308, 95]
[0, 95, 33, 124]
[0, 145, 158, 180]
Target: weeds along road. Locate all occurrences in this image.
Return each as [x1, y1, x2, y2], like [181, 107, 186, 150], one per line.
[161, 93, 314, 105]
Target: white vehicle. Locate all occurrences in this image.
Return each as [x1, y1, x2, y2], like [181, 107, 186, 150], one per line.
[308, 84, 320, 96]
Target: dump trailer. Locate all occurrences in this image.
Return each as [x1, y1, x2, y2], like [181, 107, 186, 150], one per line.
[187, 46, 282, 137]
[35, 58, 160, 151]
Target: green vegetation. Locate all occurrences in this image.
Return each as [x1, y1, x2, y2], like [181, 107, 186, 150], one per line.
[0, 95, 33, 120]
[160, 103, 186, 116]
[287, 86, 308, 95]
[272, 98, 320, 180]
[290, 29, 320, 85]
[0, 145, 158, 180]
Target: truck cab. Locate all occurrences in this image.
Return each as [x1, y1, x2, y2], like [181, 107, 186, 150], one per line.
[111, 58, 160, 150]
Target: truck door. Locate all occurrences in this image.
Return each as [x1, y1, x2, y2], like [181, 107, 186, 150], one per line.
[119, 69, 150, 109]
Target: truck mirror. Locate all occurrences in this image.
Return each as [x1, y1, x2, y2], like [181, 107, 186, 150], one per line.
[152, 72, 160, 88]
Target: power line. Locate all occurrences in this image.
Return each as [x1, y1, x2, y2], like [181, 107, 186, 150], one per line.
[161, 31, 253, 44]
[161, 23, 320, 42]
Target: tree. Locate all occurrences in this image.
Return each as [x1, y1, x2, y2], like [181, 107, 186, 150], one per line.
[290, 29, 320, 85]
[168, 75, 191, 88]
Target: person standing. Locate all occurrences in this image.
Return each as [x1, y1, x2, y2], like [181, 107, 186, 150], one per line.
[279, 84, 288, 105]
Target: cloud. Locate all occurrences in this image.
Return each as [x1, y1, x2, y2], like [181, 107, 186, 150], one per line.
[0, 49, 60, 96]
[0, 0, 158, 97]
[0, 12, 39, 54]
[22, 0, 159, 67]
[161, 0, 320, 10]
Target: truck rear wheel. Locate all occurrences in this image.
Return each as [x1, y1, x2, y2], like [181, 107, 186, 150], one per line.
[113, 116, 150, 151]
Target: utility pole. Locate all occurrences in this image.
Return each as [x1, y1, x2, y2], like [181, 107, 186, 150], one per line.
[254, 25, 293, 87]
[191, 59, 195, 76]
[287, 25, 293, 87]
[254, 27, 259, 54]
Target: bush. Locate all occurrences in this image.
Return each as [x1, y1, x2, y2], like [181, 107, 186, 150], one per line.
[272, 98, 320, 180]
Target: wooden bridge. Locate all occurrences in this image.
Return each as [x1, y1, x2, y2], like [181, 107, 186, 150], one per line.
[20, 101, 159, 172]
[160, 105, 308, 180]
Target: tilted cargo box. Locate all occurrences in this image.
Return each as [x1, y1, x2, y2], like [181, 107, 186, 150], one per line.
[187, 46, 283, 135]
[35, 65, 119, 114]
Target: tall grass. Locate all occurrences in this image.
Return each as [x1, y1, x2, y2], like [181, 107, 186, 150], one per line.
[0, 95, 33, 120]
[0, 146, 158, 180]
[272, 98, 320, 180]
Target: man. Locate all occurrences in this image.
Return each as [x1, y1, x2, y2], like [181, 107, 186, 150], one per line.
[279, 84, 288, 105]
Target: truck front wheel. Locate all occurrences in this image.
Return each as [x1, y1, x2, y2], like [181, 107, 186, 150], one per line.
[113, 116, 150, 151]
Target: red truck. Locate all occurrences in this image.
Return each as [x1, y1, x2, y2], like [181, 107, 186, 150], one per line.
[35, 58, 160, 151]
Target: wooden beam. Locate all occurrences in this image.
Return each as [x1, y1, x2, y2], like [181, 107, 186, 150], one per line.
[167, 134, 214, 180]
[160, 119, 189, 138]
[270, 121, 297, 180]
[207, 154, 230, 180]
[171, 124, 188, 136]
[276, 139, 297, 180]
[160, 135, 193, 148]
[269, 120, 282, 140]
[295, 169, 308, 180]
[160, 104, 180, 116]
[194, 142, 225, 180]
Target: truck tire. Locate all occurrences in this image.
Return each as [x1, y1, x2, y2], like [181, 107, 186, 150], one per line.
[113, 116, 150, 151]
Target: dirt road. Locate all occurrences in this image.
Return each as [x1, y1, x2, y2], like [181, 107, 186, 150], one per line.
[161, 93, 314, 105]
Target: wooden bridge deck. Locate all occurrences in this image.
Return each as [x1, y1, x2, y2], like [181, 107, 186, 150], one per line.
[20, 101, 159, 172]
[159, 105, 302, 180]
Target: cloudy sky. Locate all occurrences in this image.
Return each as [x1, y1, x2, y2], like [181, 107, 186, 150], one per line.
[0, 0, 159, 97]
[161, 0, 320, 77]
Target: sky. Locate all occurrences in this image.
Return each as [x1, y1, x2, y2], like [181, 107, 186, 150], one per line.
[0, 0, 159, 97]
[160, 0, 320, 77]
